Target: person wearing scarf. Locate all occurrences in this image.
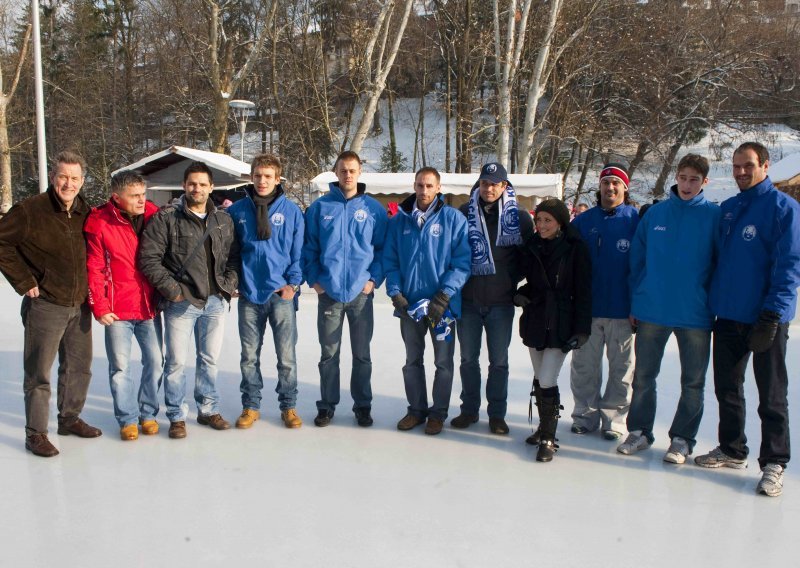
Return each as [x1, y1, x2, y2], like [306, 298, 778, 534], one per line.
[515, 199, 592, 462]
[452, 162, 533, 436]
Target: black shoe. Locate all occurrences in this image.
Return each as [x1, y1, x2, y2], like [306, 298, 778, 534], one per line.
[450, 413, 478, 429]
[536, 439, 558, 462]
[488, 417, 509, 435]
[314, 409, 334, 427]
[354, 408, 373, 427]
[571, 424, 589, 435]
[525, 428, 541, 446]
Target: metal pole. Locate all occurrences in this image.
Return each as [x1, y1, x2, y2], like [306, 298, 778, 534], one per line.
[239, 118, 245, 161]
[32, 0, 48, 192]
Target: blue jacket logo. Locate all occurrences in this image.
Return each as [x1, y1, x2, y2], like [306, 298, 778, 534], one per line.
[742, 225, 757, 241]
[430, 223, 443, 237]
[616, 238, 630, 252]
[271, 213, 285, 226]
[354, 209, 368, 222]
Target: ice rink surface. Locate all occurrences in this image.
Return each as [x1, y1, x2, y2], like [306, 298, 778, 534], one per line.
[0, 281, 798, 567]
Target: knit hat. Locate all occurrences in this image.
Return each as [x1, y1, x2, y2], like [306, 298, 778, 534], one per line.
[478, 162, 508, 185]
[600, 163, 630, 189]
[535, 199, 571, 230]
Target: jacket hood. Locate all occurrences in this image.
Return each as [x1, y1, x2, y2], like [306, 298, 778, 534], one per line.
[328, 181, 367, 202]
[669, 184, 707, 207]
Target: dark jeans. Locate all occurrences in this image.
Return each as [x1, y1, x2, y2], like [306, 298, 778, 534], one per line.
[400, 316, 456, 421]
[316, 292, 373, 412]
[456, 302, 514, 418]
[713, 318, 790, 468]
[21, 297, 93, 436]
[626, 322, 710, 450]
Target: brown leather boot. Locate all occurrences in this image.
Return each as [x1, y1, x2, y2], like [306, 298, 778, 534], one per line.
[197, 413, 231, 430]
[25, 433, 59, 457]
[57, 417, 102, 438]
[169, 421, 187, 439]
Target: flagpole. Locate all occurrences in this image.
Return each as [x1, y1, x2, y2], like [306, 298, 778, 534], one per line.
[32, 0, 47, 192]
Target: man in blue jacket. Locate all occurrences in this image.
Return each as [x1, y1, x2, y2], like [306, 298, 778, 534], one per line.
[228, 154, 304, 430]
[695, 142, 800, 498]
[617, 154, 720, 464]
[570, 164, 639, 440]
[384, 167, 471, 435]
[302, 151, 387, 428]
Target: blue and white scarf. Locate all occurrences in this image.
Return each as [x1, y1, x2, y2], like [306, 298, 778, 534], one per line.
[406, 298, 456, 342]
[466, 183, 522, 275]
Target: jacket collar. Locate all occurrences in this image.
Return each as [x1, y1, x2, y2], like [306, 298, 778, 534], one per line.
[738, 176, 774, 199]
[328, 181, 366, 202]
[46, 185, 89, 215]
[669, 184, 707, 207]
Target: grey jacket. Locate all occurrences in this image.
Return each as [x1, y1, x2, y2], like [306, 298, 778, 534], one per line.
[138, 196, 239, 308]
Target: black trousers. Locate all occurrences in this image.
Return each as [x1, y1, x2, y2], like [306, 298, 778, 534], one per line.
[713, 318, 790, 468]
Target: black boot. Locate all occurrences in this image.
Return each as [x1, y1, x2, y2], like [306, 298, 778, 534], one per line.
[536, 386, 562, 463]
[525, 378, 542, 445]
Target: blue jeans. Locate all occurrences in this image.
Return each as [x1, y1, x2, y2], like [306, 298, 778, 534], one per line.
[626, 321, 710, 449]
[456, 302, 514, 418]
[105, 316, 164, 427]
[162, 295, 227, 422]
[400, 316, 456, 421]
[316, 292, 373, 412]
[238, 295, 298, 411]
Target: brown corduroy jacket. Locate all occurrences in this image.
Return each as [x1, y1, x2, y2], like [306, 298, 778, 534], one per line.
[0, 187, 90, 307]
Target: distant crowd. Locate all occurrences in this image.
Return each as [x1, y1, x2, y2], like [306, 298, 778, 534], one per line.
[0, 142, 797, 499]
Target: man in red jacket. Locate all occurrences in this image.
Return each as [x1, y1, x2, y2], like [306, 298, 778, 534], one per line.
[85, 170, 163, 441]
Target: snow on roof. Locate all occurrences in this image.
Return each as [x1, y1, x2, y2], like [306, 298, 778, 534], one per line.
[111, 146, 251, 191]
[768, 152, 800, 183]
[311, 171, 562, 198]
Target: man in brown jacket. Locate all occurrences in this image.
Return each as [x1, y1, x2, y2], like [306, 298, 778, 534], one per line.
[0, 150, 102, 458]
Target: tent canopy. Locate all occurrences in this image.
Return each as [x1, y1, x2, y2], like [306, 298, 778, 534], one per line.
[310, 171, 562, 199]
[112, 146, 251, 191]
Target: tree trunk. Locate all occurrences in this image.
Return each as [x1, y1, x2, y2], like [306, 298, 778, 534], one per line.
[628, 139, 651, 179]
[516, 0, 563, 173]
[653, 130, 689, 198]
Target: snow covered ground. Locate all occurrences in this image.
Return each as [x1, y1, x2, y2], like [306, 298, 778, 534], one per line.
[0, 279, 798, 567]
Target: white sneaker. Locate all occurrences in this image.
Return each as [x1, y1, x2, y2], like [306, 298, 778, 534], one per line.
[757, 463, 784, 497]
[664, 437, 690, 464]
[617, 430, 651, 455]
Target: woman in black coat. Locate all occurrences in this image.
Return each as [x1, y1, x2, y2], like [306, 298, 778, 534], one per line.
[515, 199, 592, 462]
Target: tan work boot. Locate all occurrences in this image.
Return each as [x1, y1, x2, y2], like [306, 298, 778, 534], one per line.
[120, 424, 139, 441]
[140, 420, 159, 435]
[236, 408, 260, 429]
[281, 409, 303, 428]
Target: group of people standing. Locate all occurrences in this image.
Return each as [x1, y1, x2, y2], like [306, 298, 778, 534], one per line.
[0, 142, 797, 499]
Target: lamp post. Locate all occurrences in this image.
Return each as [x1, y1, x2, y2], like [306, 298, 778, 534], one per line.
[32, 0, 47, 192]
[229, 99, 255, 161]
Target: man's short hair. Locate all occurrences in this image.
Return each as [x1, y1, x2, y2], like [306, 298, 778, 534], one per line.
[110, 170, 146, 194]
[734, 142, 770, 166]
[677, 154, 710, 178]
[415, 166, 441, 183]
[251, 153, 282, 177]
[333, 150, 362, 170]
[183, 161, 213, 184]
[53, 150, 87, 175]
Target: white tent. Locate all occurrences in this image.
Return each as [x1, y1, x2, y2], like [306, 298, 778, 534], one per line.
[112, 146, 251, 205]
[310, 171, 562, 203]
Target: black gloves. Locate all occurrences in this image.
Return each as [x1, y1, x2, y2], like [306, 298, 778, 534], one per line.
[747, 310, 781, 353]
[562, 334, 589, 354]
[426, 291, 450, 327]
[391, 293, 409, 313]
[513, 293, 530, 308]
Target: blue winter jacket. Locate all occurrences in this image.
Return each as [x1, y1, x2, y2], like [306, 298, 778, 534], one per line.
[227, 187, 304, 305]
[384, 195, 472, 317]
[629, 186, 721, 329]
[709, 177, 800, 324]
[572, 204, 639, 319]
[302, 182, 387, 303]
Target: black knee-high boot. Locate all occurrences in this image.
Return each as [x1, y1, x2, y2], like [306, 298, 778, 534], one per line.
[536, 386, 562, 463]
[526, 378, 542, 445]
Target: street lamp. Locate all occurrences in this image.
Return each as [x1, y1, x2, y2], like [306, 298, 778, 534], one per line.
[229, 99, 255, 161]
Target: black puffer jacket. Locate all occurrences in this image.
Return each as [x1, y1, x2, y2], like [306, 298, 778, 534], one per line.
[518, 225, 592, 350]
[138, 196, 239, 308]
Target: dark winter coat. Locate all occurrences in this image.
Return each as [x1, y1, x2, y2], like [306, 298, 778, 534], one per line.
[0, 187, 90, 307]
[138, 196, 239, 308]
[517, 226, 592, 350]
[458, 199, 534, 306]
